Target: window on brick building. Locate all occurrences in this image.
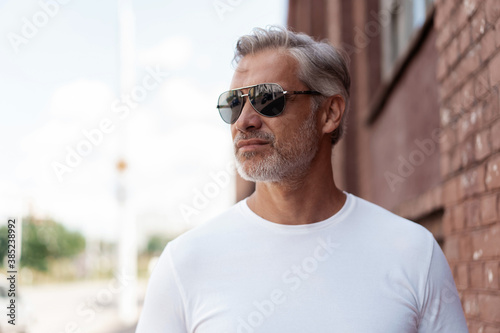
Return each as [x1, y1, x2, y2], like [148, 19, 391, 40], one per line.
[381, 0, 435, 79]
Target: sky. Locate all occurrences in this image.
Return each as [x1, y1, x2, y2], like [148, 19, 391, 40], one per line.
[0, 0, 288, 246]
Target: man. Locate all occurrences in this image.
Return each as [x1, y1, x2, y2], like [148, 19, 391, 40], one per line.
[136, 26, 468, 332]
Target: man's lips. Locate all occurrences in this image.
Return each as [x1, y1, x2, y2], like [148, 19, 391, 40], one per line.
[236, 139, 270, 151]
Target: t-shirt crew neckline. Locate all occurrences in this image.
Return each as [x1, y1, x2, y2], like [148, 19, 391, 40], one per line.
[238, 192, 355, 233]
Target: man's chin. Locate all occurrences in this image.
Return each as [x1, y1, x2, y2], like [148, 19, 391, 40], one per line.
[235, 160, 281, 183]
[235, 159, 260, 182]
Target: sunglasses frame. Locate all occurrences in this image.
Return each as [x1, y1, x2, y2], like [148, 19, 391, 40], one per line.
[217, 83, 321, 124]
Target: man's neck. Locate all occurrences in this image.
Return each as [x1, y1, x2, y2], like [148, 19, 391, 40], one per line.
[246, 154, 346, 226]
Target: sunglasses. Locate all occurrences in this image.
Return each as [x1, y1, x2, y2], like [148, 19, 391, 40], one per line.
[217, 83, 321, 124]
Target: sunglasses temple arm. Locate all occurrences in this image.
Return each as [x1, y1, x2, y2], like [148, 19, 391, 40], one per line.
[285, 91, 321, 95]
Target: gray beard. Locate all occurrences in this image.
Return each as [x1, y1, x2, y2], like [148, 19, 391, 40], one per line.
[234, 111, 319, 184]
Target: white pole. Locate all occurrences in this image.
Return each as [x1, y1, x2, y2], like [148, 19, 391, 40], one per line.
[117, 0, 137, 324]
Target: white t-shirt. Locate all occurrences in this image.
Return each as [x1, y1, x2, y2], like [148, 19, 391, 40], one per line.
[136, 193, 468, 333]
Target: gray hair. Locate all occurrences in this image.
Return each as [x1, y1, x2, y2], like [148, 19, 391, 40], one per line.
[234, 26, 351, 146]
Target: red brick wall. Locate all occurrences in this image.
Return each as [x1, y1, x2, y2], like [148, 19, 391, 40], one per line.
[436, 0, 500, 330]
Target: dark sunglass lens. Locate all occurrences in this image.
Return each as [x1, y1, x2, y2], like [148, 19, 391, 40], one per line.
[218, 90, 242, 124]
[250, 84, 285, 117]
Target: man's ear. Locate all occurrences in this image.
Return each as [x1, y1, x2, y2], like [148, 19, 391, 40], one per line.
[321, 95, 345, 135]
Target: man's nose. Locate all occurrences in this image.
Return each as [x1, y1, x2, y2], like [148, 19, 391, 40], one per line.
[234, 97, 263, 132]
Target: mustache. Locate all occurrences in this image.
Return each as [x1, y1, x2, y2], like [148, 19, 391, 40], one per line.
[234, 131, 275, 146]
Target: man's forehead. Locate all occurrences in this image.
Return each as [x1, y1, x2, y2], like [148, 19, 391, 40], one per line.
[230, 50, 298, 89]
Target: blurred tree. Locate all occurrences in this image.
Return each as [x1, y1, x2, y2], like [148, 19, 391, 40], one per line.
[146, 235, 171, 255]
[0, 226, 7, 267]
[0, 216, 86, 271]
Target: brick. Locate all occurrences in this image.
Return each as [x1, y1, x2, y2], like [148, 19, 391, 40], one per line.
[486, 154, 500, 190]
[471, 8, 486, 42]
[449, 93, 464, 121]
[467, 45, 482, 76]
[440, 84, 450, 106]
[488, 52, 500, 87]
[471, 224, 500, 259]
[449, 70, 460, 96]
[440, 79, 452, 103]
[451, 148, 462, 173]
[463, 79, 476, 111]
[445, 38, 457, 68]
[463, 293, 480, 317]
[460, 165, 486, 197]
[480, 29, 497, 63]
[482, 91, 500, 125]
[440, 126, 456, 152]
[443, 177, 461, 205]
[457, 263, 469, 289]
[496, 19, 500, 47]
[460, 234, 473, 260]
[437, 56, 448, 82]
[475, 129, 491, 161]
[456, 49, 480, 86]
[485, 0, 500, 25]
[465, 198, 481, 227]
[474, 70, 491, 105]
[456, 2, 470, 30]
[475, 69, 491, 101]
[461, 137, 475, 167]
[474, 165, 486, 195]
[471, 102, 485, 129]
[463, 0, 481, 18]
[435, 2, 448, 30]
[458, 112, 475, 143]
[439, 0, 455, 28]
[449, 37, 460, 67]
[443, 206, 454, 234]
[484, 261, 499, 289]
[444, 235, 460, 261]
[480, 193, 498, 224]
[478, 294, 500, 323]
[442, 98, 453, 111]
[492, 119, 500, 150]
[453, 203, 466, 231]
[437, 22, 453, 51]
[458, 25, 472, 55]
[441, 152, 451, 177]
[470, 262, 485, 288]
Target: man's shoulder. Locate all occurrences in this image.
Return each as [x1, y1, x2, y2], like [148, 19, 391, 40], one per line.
[350, 194, 435, 249]
[352, 194, 430, 230]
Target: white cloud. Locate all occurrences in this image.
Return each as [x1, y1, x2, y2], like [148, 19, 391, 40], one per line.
[195, 54, 213, 71]
[48, 79, 116, 123]
[137, 36, 193, 70]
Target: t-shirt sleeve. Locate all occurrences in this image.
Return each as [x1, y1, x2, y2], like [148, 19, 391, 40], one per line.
[136, 243, 188, 333]
[418, 237, 468, 332]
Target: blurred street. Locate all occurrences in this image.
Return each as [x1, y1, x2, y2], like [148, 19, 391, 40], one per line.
[20, 279, 148, 333]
